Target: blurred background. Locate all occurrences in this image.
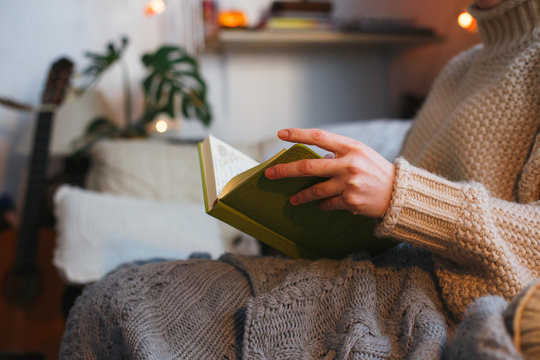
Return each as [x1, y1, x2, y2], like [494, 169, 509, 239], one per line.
[0, 0, 480, 358]
[0, 0, 480, 205]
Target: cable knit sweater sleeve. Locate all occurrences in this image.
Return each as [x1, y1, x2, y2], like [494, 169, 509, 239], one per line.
[375, 153, 540, 315]
[376, 157, 540, 270]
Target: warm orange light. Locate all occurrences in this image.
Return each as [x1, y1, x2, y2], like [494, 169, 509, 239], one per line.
[145, 0, 166, 16]
[458, 11, 477, 33]
[218, 11, 248, 28]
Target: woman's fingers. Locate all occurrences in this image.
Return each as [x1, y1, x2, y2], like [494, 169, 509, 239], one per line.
[289, 178, 343, 205]
[278, 128, 355, 155]
[266, 128, 396, 218]
[265, 158, 339, 179]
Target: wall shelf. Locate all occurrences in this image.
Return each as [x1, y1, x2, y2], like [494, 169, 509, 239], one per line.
[214, 30, 442, 49]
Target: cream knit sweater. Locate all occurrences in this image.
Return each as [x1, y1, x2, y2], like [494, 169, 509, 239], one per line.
[376, 0, 540, 318]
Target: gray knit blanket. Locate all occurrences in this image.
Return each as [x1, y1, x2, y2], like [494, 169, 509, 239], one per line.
[59, 245, 521, 359]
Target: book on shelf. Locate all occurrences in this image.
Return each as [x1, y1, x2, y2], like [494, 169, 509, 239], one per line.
[266, 17, 332, 30]
[198, 135, 396, 259]
[262, 0, 333, 31]
[270, 1, 333, 14]
[335, 18, 435, 35]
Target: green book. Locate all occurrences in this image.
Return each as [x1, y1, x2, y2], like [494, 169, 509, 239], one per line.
[198, 135, 396, 259]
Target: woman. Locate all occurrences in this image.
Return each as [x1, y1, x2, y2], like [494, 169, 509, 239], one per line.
[60, 0, 540, 358]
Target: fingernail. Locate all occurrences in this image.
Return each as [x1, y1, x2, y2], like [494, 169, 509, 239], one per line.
[289, 195, 298, 205]
[265, 168, 275, 178]
[278, 129, 290, 138]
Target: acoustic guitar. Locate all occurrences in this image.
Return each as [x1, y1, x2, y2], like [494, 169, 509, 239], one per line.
[0, 58, 74, 359]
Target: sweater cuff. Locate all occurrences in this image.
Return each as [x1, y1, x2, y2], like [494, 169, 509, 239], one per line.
[375, 158, 467, 253]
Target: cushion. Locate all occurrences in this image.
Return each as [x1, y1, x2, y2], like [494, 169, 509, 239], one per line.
[322, 119, 411, 161]
[85, 139, 206, 202]
[263, 119, 412, 161]
[53, 185, 226, 284]
[85, 139, 264, 202]
[84, 139, 263, 254]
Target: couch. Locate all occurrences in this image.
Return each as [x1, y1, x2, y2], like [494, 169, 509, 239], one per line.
[52, 119, 412, 285]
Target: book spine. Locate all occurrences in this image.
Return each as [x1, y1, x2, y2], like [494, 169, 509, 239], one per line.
[198, 142, 211, 212]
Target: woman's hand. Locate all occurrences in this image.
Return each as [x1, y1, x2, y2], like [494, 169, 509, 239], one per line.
[265, 128, 396, 218]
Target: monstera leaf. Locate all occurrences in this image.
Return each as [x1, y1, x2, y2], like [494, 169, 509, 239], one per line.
[77, 37, 129, 94]
[140, 46, 212, 127]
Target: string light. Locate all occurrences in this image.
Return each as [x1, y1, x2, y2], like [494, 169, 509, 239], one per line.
[145, 0, 166, 16]
[457, 11, 478, 33]
[155, 119, 169, 133]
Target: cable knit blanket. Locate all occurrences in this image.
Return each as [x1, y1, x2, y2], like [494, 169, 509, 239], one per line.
[59, 245, 521, 359]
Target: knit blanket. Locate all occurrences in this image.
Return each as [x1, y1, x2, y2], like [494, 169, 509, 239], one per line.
[59, 245, 521, 359]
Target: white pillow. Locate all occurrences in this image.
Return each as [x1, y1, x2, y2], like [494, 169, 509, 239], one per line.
[322, 119, 411, 161]
[85, 139, 205, 202]
[85, 139, 264, 202]
[263, 119, 412, 161]
[84, 139, 265, 254]
[53, 185, 225, 284]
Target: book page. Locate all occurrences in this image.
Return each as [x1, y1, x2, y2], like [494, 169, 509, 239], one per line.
[209, 136, 259, 198]
[221, 148, 287, 197]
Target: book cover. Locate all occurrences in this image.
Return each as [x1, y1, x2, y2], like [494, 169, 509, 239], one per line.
[198, 135, 396, 259]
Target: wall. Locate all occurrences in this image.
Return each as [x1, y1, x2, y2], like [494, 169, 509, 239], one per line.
[0, 0, 178, 202]
[0, 0, 480, 207]
[202, 0, 480, 143]
[208, 45, 393, 144]
[216, 0, 480, 102]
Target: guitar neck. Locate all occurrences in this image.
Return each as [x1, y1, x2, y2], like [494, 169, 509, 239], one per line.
[2, 58, 73, 311]
[12, 57, 73, 273]
[14, 111, 54, 272]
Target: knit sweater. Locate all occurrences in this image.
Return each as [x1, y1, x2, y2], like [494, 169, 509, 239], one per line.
[376, 0, 540, 319]
[60, 1, 540, 359]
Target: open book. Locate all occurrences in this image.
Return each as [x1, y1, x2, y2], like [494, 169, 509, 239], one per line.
[198, 135, 396, 259]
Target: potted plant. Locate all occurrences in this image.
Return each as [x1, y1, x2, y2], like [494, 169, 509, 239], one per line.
[72, 36, 212, 155]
